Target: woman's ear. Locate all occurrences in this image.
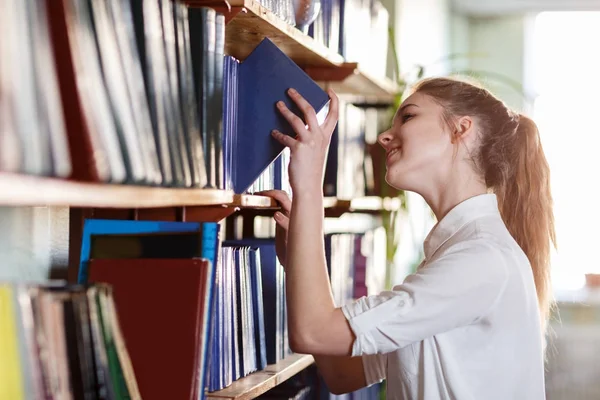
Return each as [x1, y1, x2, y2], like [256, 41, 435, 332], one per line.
[452, 116, 474, 143]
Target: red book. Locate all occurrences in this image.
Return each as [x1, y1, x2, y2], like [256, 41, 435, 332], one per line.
[89, 258, 210, 400]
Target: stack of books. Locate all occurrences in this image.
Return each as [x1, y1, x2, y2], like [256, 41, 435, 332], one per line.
[0, 283, 139, 400]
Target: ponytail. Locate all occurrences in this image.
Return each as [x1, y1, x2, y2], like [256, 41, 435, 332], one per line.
[493, 115, 556, 330]
[413, 77, 557, 333]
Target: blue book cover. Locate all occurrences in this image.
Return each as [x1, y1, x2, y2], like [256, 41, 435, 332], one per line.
[77, 219, 202, 284]
[232, 38, 330, 194]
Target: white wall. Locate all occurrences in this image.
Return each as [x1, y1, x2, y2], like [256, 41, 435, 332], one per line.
[465, 15, 528, 111]
[0, 207, 69, 282]
[382, 0, 453, 82]
[397, 0, 453, 78]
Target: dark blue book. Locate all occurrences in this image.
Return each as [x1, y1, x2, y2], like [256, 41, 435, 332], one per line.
[231, 38, 330, 194]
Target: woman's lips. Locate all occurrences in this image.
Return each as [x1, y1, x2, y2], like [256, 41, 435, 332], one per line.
[386, 148, 400, 163]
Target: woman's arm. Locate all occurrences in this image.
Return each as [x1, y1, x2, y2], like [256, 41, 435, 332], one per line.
[264, 89, 356, 356]
[314, 356, 368, 395]
[258, 190, 369, 394]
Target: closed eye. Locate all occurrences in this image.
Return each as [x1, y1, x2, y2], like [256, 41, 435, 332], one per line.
[402, 113, 415, 123]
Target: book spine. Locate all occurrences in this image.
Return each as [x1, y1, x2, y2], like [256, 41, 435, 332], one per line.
[213, 14, 225, 189]
[159, 0, 187, 187]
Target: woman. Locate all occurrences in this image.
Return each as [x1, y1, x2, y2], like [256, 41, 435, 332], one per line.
[262, 77, 555, 399]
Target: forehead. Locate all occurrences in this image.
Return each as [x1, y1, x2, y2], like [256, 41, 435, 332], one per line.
[400, 92, 433, 109]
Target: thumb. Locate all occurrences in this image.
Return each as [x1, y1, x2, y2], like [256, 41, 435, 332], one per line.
[274, 211, 289, 231]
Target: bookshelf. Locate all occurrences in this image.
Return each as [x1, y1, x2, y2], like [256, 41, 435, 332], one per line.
[207, 354, 315, 400]
[2, 0, 396, 399]
[186, 0, 400, 103]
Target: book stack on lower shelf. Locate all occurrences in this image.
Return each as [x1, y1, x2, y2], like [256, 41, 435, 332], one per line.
[0, 283, 139, 400]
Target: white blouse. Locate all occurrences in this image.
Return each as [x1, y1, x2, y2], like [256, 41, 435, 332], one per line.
[342, 194, 545, 400]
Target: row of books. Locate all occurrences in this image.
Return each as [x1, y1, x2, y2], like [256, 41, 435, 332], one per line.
[74, 219, 290, 397]
[2, 217, 388, 399]
[325, 103, 394, 199]
[309, 0, 389, 79]
[0, 283, 140, 400]
[0, 0, 337, 196]
[211, 241, 289, 391]
[327, 228, 387, 307]
[76, 219, 219, 400]
[1, 0, 223, 187]
[257, 0, 296, 25]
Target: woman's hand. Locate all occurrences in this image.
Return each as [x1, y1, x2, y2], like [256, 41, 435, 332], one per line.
[258, 190, 292, 267]
[271, 88, 339, 195]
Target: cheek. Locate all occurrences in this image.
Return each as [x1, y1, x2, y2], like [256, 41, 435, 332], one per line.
[402, 123, 449, 161]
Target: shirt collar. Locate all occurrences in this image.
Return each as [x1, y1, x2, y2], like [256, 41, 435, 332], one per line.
[423, 194, 500, 259]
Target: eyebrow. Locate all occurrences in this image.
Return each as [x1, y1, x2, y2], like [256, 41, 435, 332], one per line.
[399, 103, 419, 113]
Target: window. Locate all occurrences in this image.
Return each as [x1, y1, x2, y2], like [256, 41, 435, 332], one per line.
[529, 12, 600, 290]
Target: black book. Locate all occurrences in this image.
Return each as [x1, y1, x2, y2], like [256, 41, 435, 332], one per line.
[189, 7, 217, 188]
[63, 296, 87, 400]
[214, 13, 226, 189]
[72, 292, 99, 400]
[174, 3, 208, 188]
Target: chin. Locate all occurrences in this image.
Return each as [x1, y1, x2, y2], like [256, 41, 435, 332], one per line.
[385, 167, 421, 193]
[384, 171, 406, 191]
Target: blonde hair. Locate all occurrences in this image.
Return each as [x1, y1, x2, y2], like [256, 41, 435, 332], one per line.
[413, 77, 556, 331]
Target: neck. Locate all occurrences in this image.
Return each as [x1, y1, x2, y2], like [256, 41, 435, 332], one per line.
[423, 174, 488, 221]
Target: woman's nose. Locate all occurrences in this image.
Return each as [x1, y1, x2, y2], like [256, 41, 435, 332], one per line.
[377, 130, 393, 148]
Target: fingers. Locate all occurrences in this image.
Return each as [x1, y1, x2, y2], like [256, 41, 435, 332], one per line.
[322, 88, 340, 134]
[286, 88, 320, 131]
[274, 211, 289, 231]
[258, 190, 292, 214]
[271, 129, 297, 149]
[276, 101, 310, 141]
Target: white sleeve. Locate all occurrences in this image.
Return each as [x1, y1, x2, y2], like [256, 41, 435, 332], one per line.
[362, 353, 387, 386]
[342, 239, 509, 356]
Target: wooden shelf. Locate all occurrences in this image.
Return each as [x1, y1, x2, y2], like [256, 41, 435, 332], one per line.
[318, 67, 400, 104]
[207, 354, 314, 400]
[187, 0, 343, 67]
[186, 0, 400, 103]
[0, 173, 234, 208]
[232, 195, 400, 214]
[0, 173, 402, 215]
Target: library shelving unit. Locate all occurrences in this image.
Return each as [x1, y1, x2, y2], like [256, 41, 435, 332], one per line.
[185, 0, 400, 104]
[4, 1, 401, 399]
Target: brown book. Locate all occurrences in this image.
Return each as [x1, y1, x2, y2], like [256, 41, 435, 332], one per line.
[88, 258, 211, 400]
